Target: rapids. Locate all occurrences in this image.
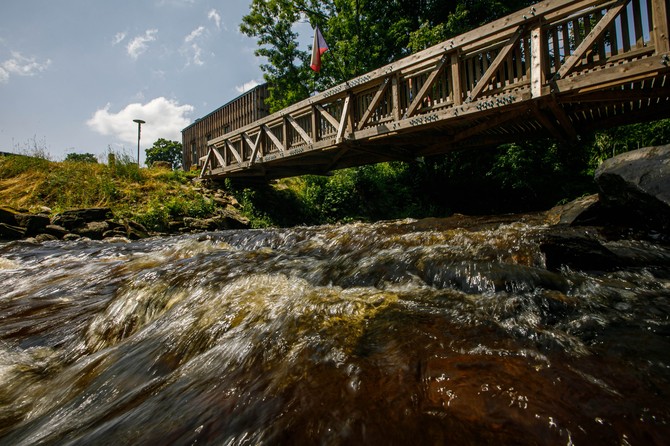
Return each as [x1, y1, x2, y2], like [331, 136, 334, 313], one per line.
[0, 217, 669, 445]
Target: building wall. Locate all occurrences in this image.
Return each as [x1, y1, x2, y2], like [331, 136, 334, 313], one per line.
[181, 83, 269, 171]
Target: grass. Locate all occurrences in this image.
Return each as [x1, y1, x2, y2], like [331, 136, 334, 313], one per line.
[0, 153, 218, 232]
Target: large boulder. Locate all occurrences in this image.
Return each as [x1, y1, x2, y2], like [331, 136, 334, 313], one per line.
[594, 144, 670, 231]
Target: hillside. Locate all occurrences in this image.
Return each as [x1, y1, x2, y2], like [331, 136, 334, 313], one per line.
[0, 153, 246, 235]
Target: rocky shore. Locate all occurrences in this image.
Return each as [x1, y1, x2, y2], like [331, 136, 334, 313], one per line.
[0, 183, 250, 243]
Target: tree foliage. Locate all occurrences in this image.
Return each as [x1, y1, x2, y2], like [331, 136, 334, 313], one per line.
[240, 0, 535, 110]
[145, 138, 183, 169]
[64, 152, 98, 163]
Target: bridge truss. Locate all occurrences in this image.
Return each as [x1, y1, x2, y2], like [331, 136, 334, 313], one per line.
[201, 0, 670, 180]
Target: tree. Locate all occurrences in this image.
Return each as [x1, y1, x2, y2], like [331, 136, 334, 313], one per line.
[145, 138, 182, 169]
[64, 152, 98, 163]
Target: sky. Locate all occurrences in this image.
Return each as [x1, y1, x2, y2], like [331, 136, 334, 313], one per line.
[0, 1, 310, 165]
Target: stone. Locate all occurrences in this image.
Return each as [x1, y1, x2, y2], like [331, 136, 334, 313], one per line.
[15, 213, 51, 236]
[44, 224, 69, 239]
[594, 144, 670, 231]
[63, 233, 82, 241]
[52, 208, 113, 230]
[0, 207, 18, 225]
[0, 222, 26, 240]
[125, 220, 149, 239]
[75, 221, 110, 240]
[34, 233, 58, 243]
[546, 194, 601, 226]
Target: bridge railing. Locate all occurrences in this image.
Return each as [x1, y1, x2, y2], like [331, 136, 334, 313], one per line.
[202, 0, 668, 177]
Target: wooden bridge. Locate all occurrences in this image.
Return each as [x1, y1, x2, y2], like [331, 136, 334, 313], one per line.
[201, 0, 670, 180]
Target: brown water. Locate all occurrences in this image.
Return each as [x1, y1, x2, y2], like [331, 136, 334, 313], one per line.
[0, 217, 669, 445]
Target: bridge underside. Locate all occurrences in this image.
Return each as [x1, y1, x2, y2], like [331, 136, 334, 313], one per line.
[202, 0, 670, 181]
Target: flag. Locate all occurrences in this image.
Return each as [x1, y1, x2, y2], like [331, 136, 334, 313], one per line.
[310, 26, 329, 72]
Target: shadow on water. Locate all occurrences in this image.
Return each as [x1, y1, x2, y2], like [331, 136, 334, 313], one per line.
[0, 215, 669, 445]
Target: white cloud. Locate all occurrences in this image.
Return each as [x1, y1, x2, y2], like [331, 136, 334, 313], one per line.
[185, 26, 205, 43]
[208, 9, 222, 29]
[181, 26, 208, 67]
[0, 51, 51, 83]
[235, 80, 260, 93]
[87, 97, 194, 146]
[112, 32, 127, 46]
[126, 29, 158, 60]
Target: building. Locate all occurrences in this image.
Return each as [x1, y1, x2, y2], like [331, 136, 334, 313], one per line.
[181, 83, 269, 171]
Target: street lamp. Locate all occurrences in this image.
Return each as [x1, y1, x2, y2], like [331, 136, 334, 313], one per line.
[133, 119, 146, 167]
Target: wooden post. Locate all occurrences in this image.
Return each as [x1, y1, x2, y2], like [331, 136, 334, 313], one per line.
[450, 52, 463, 106]
[531, 24, 545, 98]
[391, 74, 401, 122]
[652, 0, 670, 53]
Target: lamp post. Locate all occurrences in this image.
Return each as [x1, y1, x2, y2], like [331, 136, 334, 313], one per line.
[133, 119, 146, 167]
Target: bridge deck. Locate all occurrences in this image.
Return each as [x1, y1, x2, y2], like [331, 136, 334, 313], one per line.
[201, 0, 670, 180]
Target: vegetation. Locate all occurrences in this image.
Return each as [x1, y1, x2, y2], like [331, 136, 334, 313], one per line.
[145, 138, 183, 169]
[241, 0, 533, 111]
[0, 148, 214, 232]
[226, 119, 670, 228]
[65, 152, 98, 163]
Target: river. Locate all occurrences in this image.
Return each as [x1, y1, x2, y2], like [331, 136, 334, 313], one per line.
[1, 216, 669, 445]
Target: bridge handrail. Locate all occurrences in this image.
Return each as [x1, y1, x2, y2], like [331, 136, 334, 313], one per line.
[203, 0, 669, 177]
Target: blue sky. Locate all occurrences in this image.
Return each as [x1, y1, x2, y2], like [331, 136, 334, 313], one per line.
[0, 1, 308, 165]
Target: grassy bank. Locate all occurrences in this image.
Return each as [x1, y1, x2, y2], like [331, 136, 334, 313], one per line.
[0, 153, 220, 232]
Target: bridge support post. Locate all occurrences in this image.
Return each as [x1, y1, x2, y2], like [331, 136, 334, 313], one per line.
[530, 24, 545, 99]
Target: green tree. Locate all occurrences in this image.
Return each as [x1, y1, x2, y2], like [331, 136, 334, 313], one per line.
[64, 152, 98, 163]
[145, 138, 183, 169]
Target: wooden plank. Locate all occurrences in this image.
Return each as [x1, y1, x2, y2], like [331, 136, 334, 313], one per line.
[225, 141, 243, 164]
[286, 115, 313, 145]
[531, 25, 544, 98]
[553, 2, 626, 80]
[199, 148, 213, 177]
[337, 94, 352, 143]
[405, 54, 449, 117]
[357, 78, 391, 129]
[391, 75, 402, 120]
[315, 104, 341, 129]
[632, 0, 645, 48]
[652, 0, 670, 52]
[244, 132, 262, 164]
[468, 26, 524, 100]
[262, 124, 287, 153]
[212, 147, 226, 166]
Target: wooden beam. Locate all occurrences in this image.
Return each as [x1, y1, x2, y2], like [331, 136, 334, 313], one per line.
[315, 104, 341, 129]
[450, 52, 463, 106]
[357, 78, 391, 129]
[262, 124, 287, 153]
[225, 141, 243, 164]
[468, 26, 524, 101]
[244, 132, 262, 164]
[286, 115, 313, 145]
[337, 94, 352, 143]
[652, 0, 670, 53]
[530, 24, 544, 98]
[405, 54, 449, 118]
[212, 147, 226, 166]
[553, 2, 626, 80]
[391, 75, 402, 121]
[199, 148, 214, 177]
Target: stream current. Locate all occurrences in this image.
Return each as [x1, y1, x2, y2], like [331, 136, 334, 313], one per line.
[0, 216, 669, 445]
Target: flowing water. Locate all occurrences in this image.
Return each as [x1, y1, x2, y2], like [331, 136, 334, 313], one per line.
[0, 216, 669, 445]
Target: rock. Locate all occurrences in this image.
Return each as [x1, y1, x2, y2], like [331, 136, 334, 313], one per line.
[0, 207, 18, 225]
[0, 222, 26, 240]
[546, 194, 601, 226]
[52, 208, 113, 230]
[103, 229, 128, 239]
[125, 220, 149, 239]
[44, 224, 69, 239]
[15, 213, 51, 236]
[184, 217, 218, 231]
[594, 144, 670, 231]
[34, 233, 58, 243]
[540, 229, 622, 271]
[63, 233, 82, 241]
[75, 221, 110, 240]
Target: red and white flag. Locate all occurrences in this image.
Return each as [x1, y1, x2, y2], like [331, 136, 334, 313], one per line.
[310, 26, 329, 72]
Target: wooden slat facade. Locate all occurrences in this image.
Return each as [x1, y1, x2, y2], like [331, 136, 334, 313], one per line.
[201, 0, 670, 180]
[181, 84, 270, 170]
